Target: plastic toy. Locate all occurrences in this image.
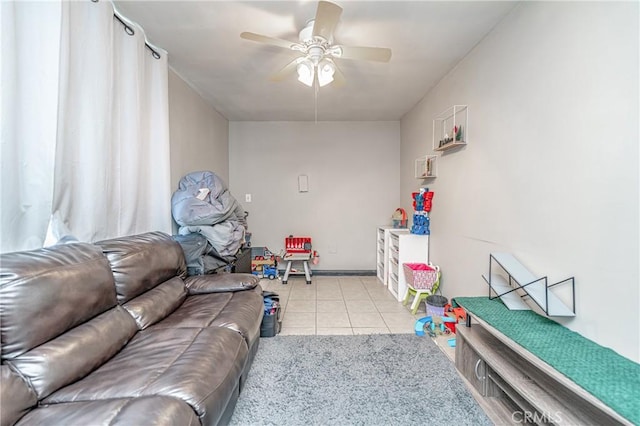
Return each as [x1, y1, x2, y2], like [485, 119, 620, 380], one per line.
[262, 265, 278, 280]
[411, 188, 434, 212]
[282, 236, 313, 284]
[251, 246, 277, 272]
[391, 208, 407, 228]
[414, 316, 432, 336]
[285, 236, 312, 254]
[414, 315, 456, 337]
[429, 315, 449, 337]
[410, 188, 433, 235]
[253, 264, 278, 280]
[411, 213, 430, 235]
[444, 304, 467, 324]
[413, 188, 426, 211]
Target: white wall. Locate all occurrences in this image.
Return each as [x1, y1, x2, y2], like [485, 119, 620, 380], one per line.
[229, 121, 400, 270]
[401, 2, 639, 361]
[168, 69, 229, 187]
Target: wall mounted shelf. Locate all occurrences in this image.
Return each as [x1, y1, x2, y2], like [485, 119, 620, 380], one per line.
[415, 155, 438, 179]
[481, 253, 576, 317]
[433, 105, 468, 152]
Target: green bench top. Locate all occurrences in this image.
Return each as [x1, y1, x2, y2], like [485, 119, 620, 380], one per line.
[453, 296, 640, 425]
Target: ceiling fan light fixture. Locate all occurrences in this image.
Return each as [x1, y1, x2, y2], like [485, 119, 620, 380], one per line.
[317, 59, 335, 87]
[297, 59, 315, 87]
[241, 1, 392, 90]
[328, 45, 343, 58]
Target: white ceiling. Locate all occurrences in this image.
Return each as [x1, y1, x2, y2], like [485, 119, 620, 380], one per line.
[113, 1, 517, 121]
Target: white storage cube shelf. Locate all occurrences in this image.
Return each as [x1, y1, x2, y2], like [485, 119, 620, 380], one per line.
[387, 230, 429, 302]
[376, 226, 405, 286]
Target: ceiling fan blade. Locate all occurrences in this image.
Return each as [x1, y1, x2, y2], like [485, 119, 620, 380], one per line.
[332, 62, 346, 88]
[240, 32, 298, 50]
[312, 1, 343, 40]
[269, 58, 300, 82]
[335, 45, 392, 62]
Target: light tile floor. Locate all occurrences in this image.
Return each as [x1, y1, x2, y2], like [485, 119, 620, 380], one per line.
[259, 274, 457, 361]
[259, 275, 429, 336]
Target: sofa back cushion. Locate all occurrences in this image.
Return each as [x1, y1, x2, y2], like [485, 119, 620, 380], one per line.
[0, 243, 138, 400]
[96, 232, 187, 304]
[0, 243, 117, 360]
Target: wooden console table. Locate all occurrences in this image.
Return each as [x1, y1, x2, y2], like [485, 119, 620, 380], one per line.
[454, 298, 637, 425]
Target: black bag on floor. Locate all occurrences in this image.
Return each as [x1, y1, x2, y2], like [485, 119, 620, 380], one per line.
[261, 291, 281, 337]
[173, 233, 228, 275]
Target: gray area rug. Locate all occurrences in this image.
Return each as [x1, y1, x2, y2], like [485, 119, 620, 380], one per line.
[230, 334, 490, 426]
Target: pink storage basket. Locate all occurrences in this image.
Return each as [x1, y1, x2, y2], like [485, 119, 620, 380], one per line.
[403, 263, 438, 290]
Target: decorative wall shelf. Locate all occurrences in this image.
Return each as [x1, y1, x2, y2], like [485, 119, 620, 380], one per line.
[414, 155, 438, 179]
[433, 105, 468, 152]
[481, 253, 576, 317]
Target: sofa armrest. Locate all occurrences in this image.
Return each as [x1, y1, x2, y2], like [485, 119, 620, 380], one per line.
[184, 273, 259, 295]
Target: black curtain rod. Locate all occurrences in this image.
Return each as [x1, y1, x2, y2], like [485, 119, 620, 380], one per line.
[90, 0, 161, 59]
[113, 14, 161, 60]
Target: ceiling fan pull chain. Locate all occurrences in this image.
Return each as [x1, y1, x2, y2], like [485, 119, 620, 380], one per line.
[314, 79, 319, 124]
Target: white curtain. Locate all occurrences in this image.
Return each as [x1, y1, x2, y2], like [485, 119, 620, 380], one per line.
[0, 1, 61, 252]
[1, 0, 172, 252]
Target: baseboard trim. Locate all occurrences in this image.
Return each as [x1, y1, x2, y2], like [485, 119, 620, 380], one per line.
[310, 270, 376, 276]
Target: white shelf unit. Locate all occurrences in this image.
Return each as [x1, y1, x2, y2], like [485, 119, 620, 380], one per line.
[376, 226, 399, 286]
[387, 230, 429, 301]
[433, 105, 468, 152]
[415, 155, 438, 179]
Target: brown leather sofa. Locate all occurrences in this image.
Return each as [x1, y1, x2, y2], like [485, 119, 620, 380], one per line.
[0, 231, 264, 426]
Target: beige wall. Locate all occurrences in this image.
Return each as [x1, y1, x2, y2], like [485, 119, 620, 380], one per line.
[229, 121, 400, 270]
[168, 69, 229, 188]
[401, 2, 639, 361]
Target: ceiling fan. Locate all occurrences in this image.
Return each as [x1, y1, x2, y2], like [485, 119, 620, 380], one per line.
[240, 0, 392, 88]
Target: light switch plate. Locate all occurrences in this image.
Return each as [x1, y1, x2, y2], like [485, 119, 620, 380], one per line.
[298, 175, 309, 192]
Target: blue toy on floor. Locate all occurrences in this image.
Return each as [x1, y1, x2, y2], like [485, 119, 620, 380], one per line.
[414, 315, 456, 337]
[414, 316, 432, 336]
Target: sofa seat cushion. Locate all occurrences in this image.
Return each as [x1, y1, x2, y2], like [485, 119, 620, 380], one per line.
[209, 286, 264, 346]
[148, 286, 263, 346]
[44, 327, 247, 426]
[15, 396, 200, 426]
